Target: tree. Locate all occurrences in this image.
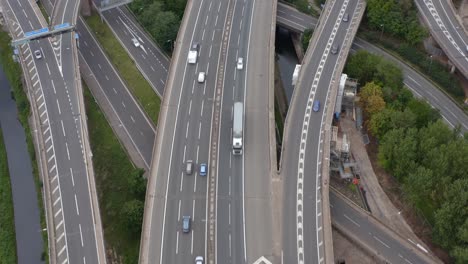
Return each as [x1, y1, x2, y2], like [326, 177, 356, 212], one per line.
[139, 2, 163, 28]
[162, 0, 187, 18]
[122, 199, 145, 235]
[405, 18, 427, 45]
[345, 50, 381, 84]
[378, 127, 418, 180]
[366, 0, 426, 44]
[404, 166, 436, 208]
[369, 108, 415, 139]
[451, 218, 468, 263]
[433, 179, 468, 252]
[128, 168, 147, 200]
[359, 82, 386, 116]
[374, 59, 403, 93]
[359, 82, 383, 101]
[150, 11, 180, 52]
[406, 98, 440, 128]
[365, 95, 386, 115]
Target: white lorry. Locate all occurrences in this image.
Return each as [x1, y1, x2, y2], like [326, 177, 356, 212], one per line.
[232, 102, 243, 155]
[188, 42, 199, 64]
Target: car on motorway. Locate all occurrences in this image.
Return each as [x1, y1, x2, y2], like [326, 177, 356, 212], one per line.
[198, 72, 206, 83]
[195, 256, 204, 264]
[313, 100, 320, 112]
[237, 57, 244, 70]
[188, 42, 200, 64]
[132, 38, 140, 47]
[342, 13, 349, 22]
[199, 163, 207, 176]
[331, 44, 339, 55]
[186, 160, 193, 175]
[34, 50, 42, 59]
[182, 216, 191, 233]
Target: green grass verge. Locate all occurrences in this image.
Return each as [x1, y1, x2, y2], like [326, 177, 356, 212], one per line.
[84, 85, 144, 264]
[0, 130, 17, 264]
[84, 12, 160, 125]
[37, 2, 50, 24]
[0, 30, 48, 263]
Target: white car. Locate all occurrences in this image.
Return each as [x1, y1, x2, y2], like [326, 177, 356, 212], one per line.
[132, 38, 140, 47]
[34, 50, 42, 59]
[195, 256, 204, 264]
[236, 57, 243, 70]
[198, 72, 206, 83]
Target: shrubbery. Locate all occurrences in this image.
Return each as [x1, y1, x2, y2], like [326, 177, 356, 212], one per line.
[347, 51, 468, 263]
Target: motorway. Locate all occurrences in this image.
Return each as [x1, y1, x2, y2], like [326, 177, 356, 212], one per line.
[93, 1, 462, 262]
[76, 16, 156, 169]
[330, 191, 435, 263]
[10, 0, 461, 263]
[281, 0, 363, 263]
[139, 0, 221, 262]
[2, 0, 104, 262]
[101, 6, 169, 96]
[415, 0, 468, 79]
[277, 2, 468, 133]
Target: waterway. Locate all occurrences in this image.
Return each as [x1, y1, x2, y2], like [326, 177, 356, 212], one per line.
[0, 63, 44, 263]
[276, 27, 300, 103]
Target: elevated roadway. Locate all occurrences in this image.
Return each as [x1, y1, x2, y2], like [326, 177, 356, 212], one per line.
[2, 0, 106, 263]
[415, 0, 468, 79]
[278, 2, 461, 263]
[281, 0, 365, 263]
[275, 2, 468, 132]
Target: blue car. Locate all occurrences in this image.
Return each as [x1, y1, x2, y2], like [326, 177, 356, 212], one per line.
[313, 100, 320, 112]
[200, 163, 207, 176]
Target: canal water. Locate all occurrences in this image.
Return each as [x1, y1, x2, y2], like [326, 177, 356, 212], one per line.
[0, 63, 44, 263]
[276, 27, 300, 103]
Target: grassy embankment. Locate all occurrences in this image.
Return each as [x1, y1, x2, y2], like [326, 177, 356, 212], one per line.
[84, 84, 145, 264]
[84, 12, 160, 124]
[0, 30, 48, 262]
[0, 130, 17, 263]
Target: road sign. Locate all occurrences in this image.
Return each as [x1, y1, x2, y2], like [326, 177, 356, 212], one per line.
[24, 27, 49, 37]
[54, 23, 70, 30]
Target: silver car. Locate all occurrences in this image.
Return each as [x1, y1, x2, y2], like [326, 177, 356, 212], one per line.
[34, 50, 42, 59]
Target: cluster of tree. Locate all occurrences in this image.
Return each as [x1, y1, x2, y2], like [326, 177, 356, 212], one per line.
[366, 0, 427, 45]
[129, 0, 187, 53]
[379, 122, 468, 262]
[121, 169, 147, 236]
[347, 51, 468, 262]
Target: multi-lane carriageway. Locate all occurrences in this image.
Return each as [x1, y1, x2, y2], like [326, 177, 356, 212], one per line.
[89, 1, 450, 263]
[8, 0, 464, 262]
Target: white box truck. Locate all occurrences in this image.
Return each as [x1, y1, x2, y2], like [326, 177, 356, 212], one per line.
[188, 42, 199, 64]
[232, 102, 243, 155]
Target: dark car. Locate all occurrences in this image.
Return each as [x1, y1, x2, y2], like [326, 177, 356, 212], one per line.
[191, 42, 200, 52]
[331, 44, 339, 55]
[182, 216, 191, 233]
[313, 100, 320, 112]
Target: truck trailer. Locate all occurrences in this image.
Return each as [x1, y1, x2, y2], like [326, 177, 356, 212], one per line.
[232, 102, 243, 155]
